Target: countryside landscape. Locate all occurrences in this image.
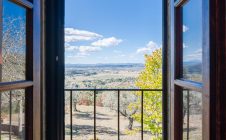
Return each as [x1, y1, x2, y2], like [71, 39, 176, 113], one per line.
[64, 63, 151, 140]
[64, 59, 202, 140]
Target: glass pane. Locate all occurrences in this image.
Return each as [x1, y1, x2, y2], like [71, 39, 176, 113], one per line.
[182, 0, 202, 82]
[183, 90, 202, 140]
[1, 0, 26, 82]
[1, 90, 25, 140]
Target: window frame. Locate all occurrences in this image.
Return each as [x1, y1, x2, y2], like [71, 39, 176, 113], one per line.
[0, 0, 42, 139]
[170, 0, 207, 139]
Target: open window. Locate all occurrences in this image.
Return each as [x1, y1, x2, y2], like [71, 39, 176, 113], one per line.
[0, 0, 42, 139]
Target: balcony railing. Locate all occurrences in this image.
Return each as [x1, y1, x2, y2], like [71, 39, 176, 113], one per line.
[0, 90, 26, 140]
[64, 88, 162, 140]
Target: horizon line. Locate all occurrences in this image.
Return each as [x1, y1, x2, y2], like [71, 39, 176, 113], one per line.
[65, 62, 145, 65]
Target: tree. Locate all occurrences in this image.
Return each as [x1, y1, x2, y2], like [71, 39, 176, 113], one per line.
[102, 91, 138, 130]
[131, 48, 162, 139]
[183, 91, 202, 123]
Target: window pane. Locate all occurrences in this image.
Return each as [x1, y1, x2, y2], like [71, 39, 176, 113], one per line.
[1, 0, 26, 82]
[183, 90, 202, 140]
[1, 90, 25, 140]
[182, 0, 202, 82]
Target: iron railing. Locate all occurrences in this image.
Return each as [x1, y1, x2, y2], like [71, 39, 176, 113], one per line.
[65, 88, 162, 140]
[0, 90, 25, 140]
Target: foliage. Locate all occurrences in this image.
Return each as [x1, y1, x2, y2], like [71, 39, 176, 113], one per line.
[131, 48, 162, 139]
[102, 91, 138, 130]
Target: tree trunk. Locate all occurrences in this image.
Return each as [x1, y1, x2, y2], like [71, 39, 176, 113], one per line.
[17, 98, 23, 138]
[73, 102, 78, 112]
[19, 98, 23, 138]
[128, 117, 134, 130]
[183, 107, 186, 124]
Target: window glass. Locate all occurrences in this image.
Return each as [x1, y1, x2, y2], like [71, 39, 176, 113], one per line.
[1, 0, 26, 82]
[1, 90, 25, 140]
[183, 90, 202, 140]
[182, 0, 202, 82]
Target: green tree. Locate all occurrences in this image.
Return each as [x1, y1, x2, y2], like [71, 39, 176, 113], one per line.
[131, 48, 162, 139]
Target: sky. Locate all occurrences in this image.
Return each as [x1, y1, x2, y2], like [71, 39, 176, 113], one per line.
[2, 0, 202, 65]
[65, 0, 162, 64]
[64, 0, 202, 64]
[182, 0, 202, 63]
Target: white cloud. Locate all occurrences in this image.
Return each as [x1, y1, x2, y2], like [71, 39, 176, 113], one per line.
[136, 41, 160, 54]
[65, 28, 103, 42]
[65, 28, 123, 58]
[91, 37, 122, 47]
[184, 49, 202, 61]
[119, 54, 126, 57]
[65, 45, 78, 51]
[113, 50, 122, 54]
[183, 25, 189, 32]
[65, 44, 101, 56]
[78, 46, 101, 54]
[183, 43, 188, 48]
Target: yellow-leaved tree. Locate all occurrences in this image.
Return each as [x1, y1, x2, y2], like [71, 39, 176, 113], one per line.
[131, 48, 162, 139]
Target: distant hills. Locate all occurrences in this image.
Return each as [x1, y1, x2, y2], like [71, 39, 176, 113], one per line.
[65, 63, 144, 68]
[183, 61, 202, 74]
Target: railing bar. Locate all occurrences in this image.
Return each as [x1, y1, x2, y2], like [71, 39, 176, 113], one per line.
[187, 90, 190, 140]
[65, 89, 162, 92]
[9, 91, 12, 140]
[117, 90, 120, 140]
[70, 90, 73, 140]
[94, 90, 96, 140]
[64, 88, 162, 140]
[141, 90, 144, 140]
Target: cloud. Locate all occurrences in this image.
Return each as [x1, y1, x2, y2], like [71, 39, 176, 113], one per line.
[183, 25, 189, 32]
[91, 37, 122, 47]
[65, 45, 78, 51]
[65, 28, 103, 42]
[65, 44, 101, 56]
[136, 41, 160, 54]
[183, 43, 188, 48]
[65, 28, 123, 57]
[113, 50, 122, 54]
[184, 48, 202, 61]
[78, 46, 101, 54]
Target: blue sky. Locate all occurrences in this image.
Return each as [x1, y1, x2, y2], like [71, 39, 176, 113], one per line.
[65, 0, 162, 64]
[182, 0, 202, 63]
[2, 0, 202, 65]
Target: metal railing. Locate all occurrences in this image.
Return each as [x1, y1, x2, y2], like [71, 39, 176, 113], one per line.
[65, 88, 162, 140]
[0, 90, 25, 140]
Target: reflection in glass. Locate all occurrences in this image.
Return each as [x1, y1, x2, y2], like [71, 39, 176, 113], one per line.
[1, 90, 25, 140]
[183, 90, 202, 140]
[182, 0, 202, 82]
[1, 0, 26, 82]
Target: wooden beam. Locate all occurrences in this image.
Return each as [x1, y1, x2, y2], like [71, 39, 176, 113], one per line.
[9, 0, 33, 9]
[0, 80, 33, 91]
[174, 79, 203, 92]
